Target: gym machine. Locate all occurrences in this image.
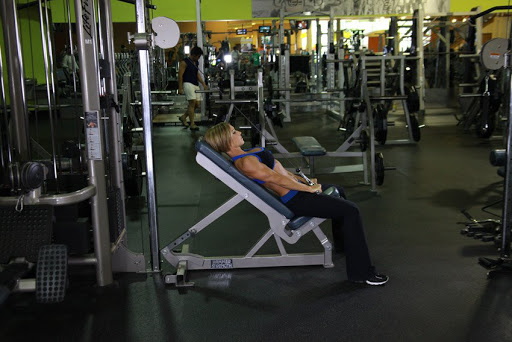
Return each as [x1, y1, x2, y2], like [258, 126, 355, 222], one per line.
[457, 7, 511, 138]
[458, 11, 512, 276]
[0, 0, 167, 304]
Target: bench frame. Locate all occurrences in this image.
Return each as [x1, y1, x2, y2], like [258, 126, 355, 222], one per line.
[161, 144, 334, 287]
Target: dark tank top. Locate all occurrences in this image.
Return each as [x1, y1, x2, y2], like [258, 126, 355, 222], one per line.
[231, 148, 298, 203]
[183, 58, 199, 85]
[231, 148, 275, 184]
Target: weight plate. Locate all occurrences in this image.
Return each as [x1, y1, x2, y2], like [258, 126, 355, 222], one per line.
[375, 153, 385, 186]
[374, 105, 387, 145]
[359, 130, 369, 152]
[409, 115, 421, 142]
[405, 86, 420, 113]
[342, 114, 355, 141]
[480, 38, 509, 70]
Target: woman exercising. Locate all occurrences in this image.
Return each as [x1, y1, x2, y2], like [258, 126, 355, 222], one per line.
[204, 122, 388, 285]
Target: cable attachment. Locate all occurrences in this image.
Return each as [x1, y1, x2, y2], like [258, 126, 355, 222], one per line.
[15, 194, 24, 213]
[296, 168, 315, 186]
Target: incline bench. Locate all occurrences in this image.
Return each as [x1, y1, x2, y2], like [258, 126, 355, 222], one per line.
[161, 139, 336, 287]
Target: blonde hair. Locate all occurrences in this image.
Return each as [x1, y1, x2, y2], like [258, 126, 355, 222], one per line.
[204, 122, 232, 152]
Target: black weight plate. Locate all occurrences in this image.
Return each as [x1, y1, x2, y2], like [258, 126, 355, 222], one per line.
[359, 130, 369, 152]
[409, 115, 421, 142]
[375, 152, 385, 186]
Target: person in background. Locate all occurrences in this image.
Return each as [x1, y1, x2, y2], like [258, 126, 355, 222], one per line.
[61, 46, 79, 79]
[251, 44, 261, 67]
[178, 46, 208, 131]
[231, 44, 241, 70]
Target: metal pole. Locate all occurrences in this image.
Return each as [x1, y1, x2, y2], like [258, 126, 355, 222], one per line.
[316, 18, 322, 93]
[196, 0, 206, 120]
[501, 49, 512, 258]
[415, 8, 425, 114]
[0, 46, 13, 168]
[98, 0, 128, 227]
[135, 0, 161, 272]
[74, 0, 113, 286]
[65, 0, 83, 168]
[38, 0, 59, 186]
[326, 10, 335, 90]
[279, 8, 290, 122]
[0, 0, 31, 161]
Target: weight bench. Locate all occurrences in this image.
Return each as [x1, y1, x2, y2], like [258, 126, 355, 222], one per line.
[161, 139, 335, 287]
[291, 136, 327, 177]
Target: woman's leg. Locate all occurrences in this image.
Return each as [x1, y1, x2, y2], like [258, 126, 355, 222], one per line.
[285, 189, 372, 280]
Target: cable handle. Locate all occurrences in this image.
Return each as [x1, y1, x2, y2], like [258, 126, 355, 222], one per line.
[296, 168, 315, 186]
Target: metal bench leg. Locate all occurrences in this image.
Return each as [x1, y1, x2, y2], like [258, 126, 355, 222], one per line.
[309, 156, 316, 177]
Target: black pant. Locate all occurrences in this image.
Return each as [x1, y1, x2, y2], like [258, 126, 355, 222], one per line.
[284, 184, 372, 280]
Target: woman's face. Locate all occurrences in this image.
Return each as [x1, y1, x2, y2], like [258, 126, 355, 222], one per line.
[229, 125, 244, 148]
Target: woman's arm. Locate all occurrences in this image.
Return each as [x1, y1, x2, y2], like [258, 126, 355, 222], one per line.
[274, 160, 316, 184]
[236, 157, 320, 193]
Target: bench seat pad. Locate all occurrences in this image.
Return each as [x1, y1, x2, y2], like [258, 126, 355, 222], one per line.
[292, 136, 326, 156]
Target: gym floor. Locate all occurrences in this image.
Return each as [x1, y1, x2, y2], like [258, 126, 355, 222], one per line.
[1, 105, 512, 342]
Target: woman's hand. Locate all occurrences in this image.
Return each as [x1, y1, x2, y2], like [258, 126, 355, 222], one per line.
[308, 184, 322, 194]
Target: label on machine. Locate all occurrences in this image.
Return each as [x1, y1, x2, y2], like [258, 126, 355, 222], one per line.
[85, 111, 102, 160]
[211, 259, 234, 269]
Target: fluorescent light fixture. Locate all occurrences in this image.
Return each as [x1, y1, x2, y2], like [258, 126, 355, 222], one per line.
[224, 54, 232, 63]
[184, 45, 190, 54]
[303, 11, 312, 16]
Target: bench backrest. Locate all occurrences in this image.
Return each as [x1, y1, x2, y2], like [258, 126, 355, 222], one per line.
[195, 140, 295, 219]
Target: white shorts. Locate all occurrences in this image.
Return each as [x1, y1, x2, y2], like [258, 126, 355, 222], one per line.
[183, 82, 201, 101]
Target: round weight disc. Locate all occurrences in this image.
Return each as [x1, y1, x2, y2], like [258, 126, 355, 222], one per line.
[374, 105, 387, 145]
[375, 153, 385, 186]
[359, 130, 369, 152]
[152, 17, 180, 49]
[405, 86, 420, 113]
[409, 115, 421, 142]
[342, 114, 355, 141]
[480, 38, 509, 70]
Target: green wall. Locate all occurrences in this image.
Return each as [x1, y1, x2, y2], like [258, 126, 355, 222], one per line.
[19, 6, 46, 86]
[1, 4, 45, 95]
[450, 0, 510, 13]
[48, 0, 511, 22]
[50, 0, 254, 23]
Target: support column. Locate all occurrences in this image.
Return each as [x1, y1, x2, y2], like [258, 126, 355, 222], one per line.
[415, 8, 425, 114]
[316, 18, 322, 93]
[74, 0, 113, 286]
[196, 0, 206, 120]
[0, 0, 30, 161]
[98, 0, 127, 231]
[135, 0, 161, 272]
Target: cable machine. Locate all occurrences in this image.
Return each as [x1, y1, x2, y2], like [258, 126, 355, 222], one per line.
[0, 0, 155, 304]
